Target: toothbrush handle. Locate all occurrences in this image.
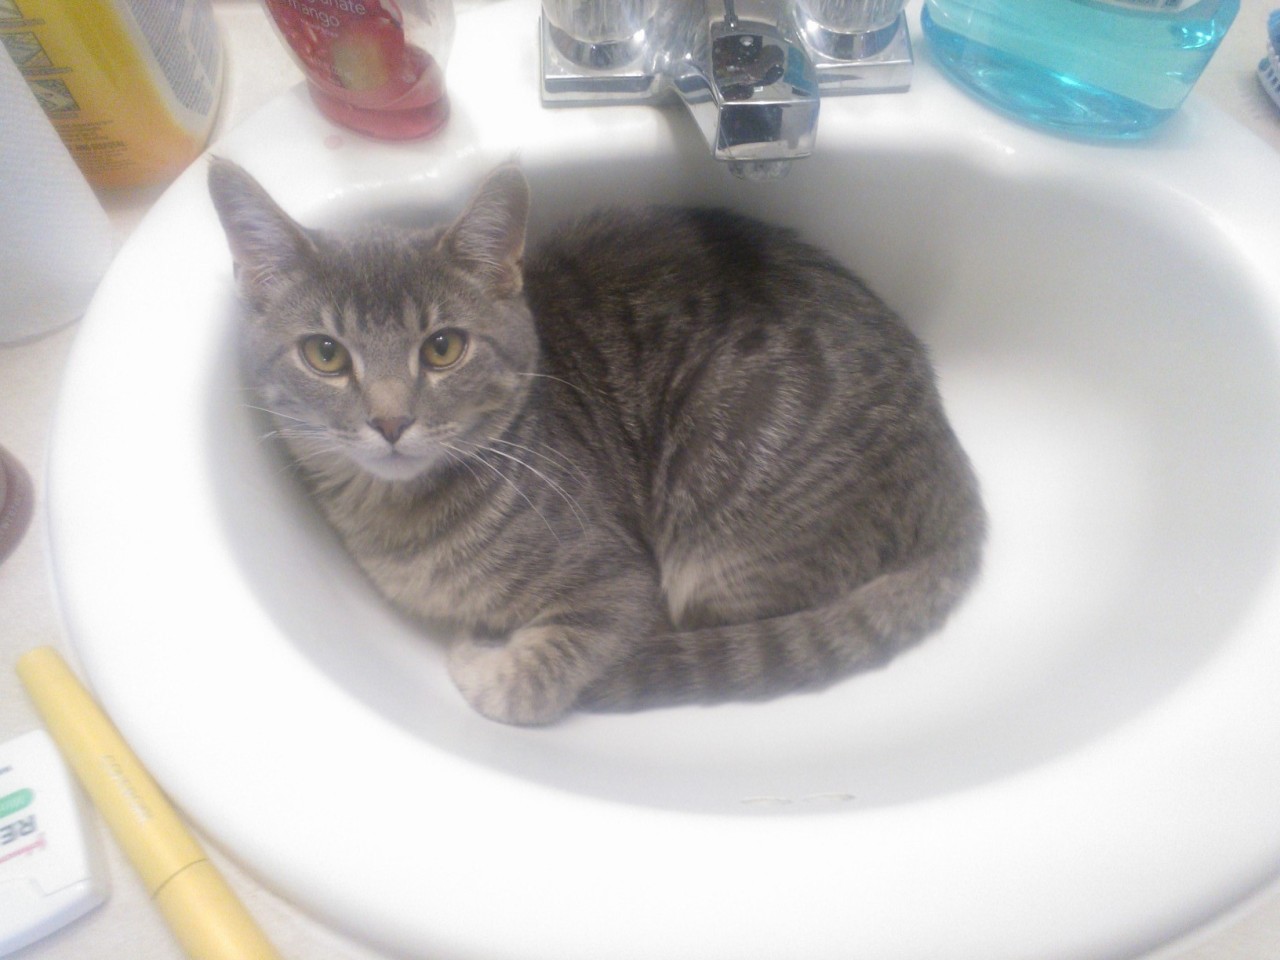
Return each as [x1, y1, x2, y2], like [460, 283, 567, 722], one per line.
[17, 646, 284, 960]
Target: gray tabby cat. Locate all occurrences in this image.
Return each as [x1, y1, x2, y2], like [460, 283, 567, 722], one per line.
[208, 158, 985, 726]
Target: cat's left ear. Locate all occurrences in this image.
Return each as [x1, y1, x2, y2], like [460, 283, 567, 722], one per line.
[439, 164, 530, 298]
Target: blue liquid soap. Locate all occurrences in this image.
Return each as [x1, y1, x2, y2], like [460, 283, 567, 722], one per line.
[921, 0, 1240, 139]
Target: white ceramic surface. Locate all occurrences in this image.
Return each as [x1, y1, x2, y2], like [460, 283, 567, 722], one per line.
[47, 2, 1280, 958]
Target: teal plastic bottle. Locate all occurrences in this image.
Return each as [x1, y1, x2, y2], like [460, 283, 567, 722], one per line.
[921, 0, 1241, 139]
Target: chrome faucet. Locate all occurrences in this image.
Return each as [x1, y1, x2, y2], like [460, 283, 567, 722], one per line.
[539, 0, 912, 179]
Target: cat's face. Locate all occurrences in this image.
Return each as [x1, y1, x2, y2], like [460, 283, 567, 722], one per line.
[209, 161, 536, 483]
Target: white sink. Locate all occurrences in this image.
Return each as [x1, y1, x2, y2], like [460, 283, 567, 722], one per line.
[48, 2, 1280, 958]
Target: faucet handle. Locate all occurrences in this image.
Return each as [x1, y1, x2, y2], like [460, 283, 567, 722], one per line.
[793, 0, 907, 35]
[539, 0, 662, 104]
[791, 0, 914, 90]
[541, 0, 658, 48]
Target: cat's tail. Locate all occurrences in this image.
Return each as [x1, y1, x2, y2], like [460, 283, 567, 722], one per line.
[580, 532, 984, 711]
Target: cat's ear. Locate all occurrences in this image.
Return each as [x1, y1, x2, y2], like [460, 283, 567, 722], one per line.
[207, 157, 318, 298]
[438, 164, 530, 298]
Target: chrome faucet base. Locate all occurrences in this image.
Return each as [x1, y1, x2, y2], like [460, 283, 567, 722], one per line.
[539, 15, 663, 105]
[538, 1, 913, 174]
[800, 11, 913, 94]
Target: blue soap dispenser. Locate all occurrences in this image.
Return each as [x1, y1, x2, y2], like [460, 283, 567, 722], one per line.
[921, 0, 1241, 140]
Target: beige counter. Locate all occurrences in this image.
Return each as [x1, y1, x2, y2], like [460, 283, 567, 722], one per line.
[2, 1, 1279, 957]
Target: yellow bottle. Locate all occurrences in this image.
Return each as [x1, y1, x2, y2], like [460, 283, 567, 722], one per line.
[0, 0, 223, 189]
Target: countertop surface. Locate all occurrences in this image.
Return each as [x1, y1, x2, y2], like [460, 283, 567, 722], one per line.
[3, 2, 1280, 958]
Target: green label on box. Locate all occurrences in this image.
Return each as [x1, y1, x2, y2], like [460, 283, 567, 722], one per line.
[0, 788, 34, 818]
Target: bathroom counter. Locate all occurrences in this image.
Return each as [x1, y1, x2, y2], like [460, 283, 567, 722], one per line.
[2, 1, 1278, 958]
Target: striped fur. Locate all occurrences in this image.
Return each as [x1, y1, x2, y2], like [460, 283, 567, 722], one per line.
[209, 159, 985, 725]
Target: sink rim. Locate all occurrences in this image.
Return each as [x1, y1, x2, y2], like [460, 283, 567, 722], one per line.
[47, 3, 1280, 958]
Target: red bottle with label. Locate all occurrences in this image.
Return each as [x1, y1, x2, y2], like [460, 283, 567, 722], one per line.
[262, 0, 453, 140]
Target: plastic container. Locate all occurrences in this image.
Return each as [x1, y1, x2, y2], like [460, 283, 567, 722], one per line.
[0, 0, 224, 189]
[1261, 9, 1280, 113]
[921, 0, 1241, 140]
[0, 730, 108, 955]
[261, 0, 454, 140]
[0, 444, 34, 563]
[0, 45, 114, 342]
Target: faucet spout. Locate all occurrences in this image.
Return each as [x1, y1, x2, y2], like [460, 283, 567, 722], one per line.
[657, 0, 820, 167]
[539, 0, 913, 177]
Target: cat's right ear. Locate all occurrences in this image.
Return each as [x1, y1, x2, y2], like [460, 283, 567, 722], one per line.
[207, 157, 317, 300]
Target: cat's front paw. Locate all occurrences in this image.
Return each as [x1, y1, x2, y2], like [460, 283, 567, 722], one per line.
[447, 630, 582, 726]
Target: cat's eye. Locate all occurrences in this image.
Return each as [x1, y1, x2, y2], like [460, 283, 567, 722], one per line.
[300, 335, 351, 376]
[421, 329, 467, 369]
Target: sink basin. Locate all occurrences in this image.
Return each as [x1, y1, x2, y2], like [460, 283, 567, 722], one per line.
[48, 2, 1280, 958]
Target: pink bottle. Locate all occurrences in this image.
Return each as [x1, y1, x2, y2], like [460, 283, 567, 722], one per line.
[261, 0, 454, 141]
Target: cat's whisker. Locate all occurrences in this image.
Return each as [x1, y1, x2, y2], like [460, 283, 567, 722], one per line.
[272, 431, 346, 473]
[514, 371, 599, 398]
[276, 451, 329, 475]
[273, 429, 329, 450]
[478, 442, 589, 516]
[273, 459, 305, 480]
[439, 446, 486, 487]
[261, 442, 312, 480]
[485, 436, 590, 484]
[442, 442, 560, 543]
[243, 403, 310, 425]
[459, 440, 588, 533]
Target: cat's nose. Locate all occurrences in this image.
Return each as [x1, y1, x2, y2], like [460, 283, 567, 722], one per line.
[370, 416, 415, 445]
